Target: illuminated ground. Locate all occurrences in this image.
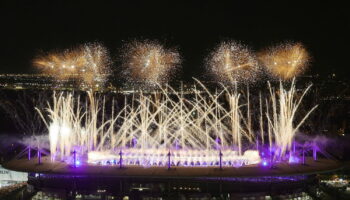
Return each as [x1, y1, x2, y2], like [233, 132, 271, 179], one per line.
[3, 157, 343, 178]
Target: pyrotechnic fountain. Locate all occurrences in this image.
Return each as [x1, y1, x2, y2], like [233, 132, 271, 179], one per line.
[36, 77, 315, 168]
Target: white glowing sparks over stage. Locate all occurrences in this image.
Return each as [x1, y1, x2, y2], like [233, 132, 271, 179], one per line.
[37, 80, 316, 167]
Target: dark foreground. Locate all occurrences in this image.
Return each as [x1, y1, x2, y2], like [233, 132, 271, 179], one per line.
[3, 157, 343, 178]
[2, 157, 349, 199]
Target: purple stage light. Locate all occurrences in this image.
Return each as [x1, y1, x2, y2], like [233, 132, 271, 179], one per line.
[313, 145, 317, 161]
[288, 154, 300, 164]
[38, 149, 41, 165]
[28, 146, 31, 160]
[262, 161, 268, 167]
[219, 150, 223, 170]
[119, 150, 123, 168]
[73, 150, 77, 168]
[167, 151, 171, 170]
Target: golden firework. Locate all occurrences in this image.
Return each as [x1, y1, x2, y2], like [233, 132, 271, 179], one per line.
[206, 41, 260, 83]
[33, 43, 111, 86]
[121, 40, 181, 83]
[258, 42, 310, 80]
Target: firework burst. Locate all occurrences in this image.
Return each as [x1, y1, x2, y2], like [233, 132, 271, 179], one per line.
[33, 43, 111, 86]
[258, 42, 310, 80]
[121, 40, 181, 84]
[206, 41, 260, 83]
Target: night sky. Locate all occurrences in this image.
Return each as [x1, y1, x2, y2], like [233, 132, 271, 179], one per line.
[1, 1, 349, 80]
